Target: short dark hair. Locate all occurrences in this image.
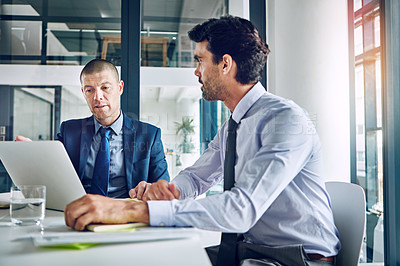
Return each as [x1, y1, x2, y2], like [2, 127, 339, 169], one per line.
[80, 59, 119, 84]
[188, 16, 270, 85]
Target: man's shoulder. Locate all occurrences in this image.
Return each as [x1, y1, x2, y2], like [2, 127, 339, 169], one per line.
[62, 116, 92, 125]
[61, 116, 93, 130]
[124, 115, 159, 130]
[123, 114, 159, 132]
[255, 93, 306, 115]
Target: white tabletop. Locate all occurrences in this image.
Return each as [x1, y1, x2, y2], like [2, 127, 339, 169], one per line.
[0, 208, 219, 266]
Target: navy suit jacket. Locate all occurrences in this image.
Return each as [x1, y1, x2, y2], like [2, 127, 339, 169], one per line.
[56, 113, 170, 192]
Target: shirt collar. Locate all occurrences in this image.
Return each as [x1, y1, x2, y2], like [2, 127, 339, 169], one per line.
[231, 82, 266, 123]
[94, 111, 124, 136]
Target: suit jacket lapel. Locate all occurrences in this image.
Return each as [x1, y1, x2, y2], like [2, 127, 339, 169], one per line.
[78, 116, 95, 180]
[123, 113, 136, 189]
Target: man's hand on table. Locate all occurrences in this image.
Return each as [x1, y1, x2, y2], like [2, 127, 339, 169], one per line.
[64, 194, 149, 231]
[129, 180, 180, 201]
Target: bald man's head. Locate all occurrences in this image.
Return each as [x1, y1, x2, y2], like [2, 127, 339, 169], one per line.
[80, 59, 119, 84]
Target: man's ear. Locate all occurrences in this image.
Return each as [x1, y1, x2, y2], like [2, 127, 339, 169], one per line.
[221, 54, 233, 75]
[119, 80, 124, 95]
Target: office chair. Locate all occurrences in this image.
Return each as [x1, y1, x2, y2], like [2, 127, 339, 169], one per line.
[325, 181, 366, 266]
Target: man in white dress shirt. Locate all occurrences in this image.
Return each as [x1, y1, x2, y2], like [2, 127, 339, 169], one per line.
[65, 16, 340, 266]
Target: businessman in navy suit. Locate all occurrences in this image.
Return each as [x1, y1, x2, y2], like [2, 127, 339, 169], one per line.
[18, 59, 169, 198]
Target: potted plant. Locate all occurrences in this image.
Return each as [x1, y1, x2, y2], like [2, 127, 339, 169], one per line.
[175, 117, 195, 154]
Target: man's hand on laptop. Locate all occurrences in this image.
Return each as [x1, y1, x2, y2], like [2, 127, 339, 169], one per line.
[64, 194, 150, 231]
[15, 135, 32, 141]
[129, 180, 180, 201]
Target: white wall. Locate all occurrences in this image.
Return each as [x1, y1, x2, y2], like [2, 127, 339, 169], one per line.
[267, 0, 350, 182]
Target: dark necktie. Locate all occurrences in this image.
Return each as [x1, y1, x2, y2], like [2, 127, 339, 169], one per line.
[91, 127, 111, 196]
[216, 117, 239, 266]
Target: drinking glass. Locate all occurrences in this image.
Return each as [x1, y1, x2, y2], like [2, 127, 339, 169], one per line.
[10, 185, 46, 226]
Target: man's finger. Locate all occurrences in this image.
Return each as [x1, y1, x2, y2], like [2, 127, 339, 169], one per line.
[159, 186, 175, 200]
[169, 183, 181, 199]
[143, 190, 155, 201]
[15, 135, 32, 141]
[136, 182, 148, 200]
[74, 212, 94, 231]
[129, 188, 137, 198]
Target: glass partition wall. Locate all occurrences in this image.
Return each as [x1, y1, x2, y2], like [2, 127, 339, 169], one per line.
[0, 0, 228, 193]
[139, 0, 228, 180]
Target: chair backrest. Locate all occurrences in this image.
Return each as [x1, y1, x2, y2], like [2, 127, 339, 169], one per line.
[325, 181, 366, 266]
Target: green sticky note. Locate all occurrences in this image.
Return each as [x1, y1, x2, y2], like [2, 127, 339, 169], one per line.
[41, 243, 98, 250]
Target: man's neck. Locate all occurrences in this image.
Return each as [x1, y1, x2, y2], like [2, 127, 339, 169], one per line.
[97, 111, 122, 127]
[223, 83, 255, 112]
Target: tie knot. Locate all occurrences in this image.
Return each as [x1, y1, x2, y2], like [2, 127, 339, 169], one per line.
[228, 117, 238, 132]
[99, 127, 111, 138]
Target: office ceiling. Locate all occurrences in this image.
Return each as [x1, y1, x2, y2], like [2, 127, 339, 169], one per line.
[17, 0, 223, 32]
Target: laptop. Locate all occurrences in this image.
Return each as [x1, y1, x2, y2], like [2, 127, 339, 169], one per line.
[0, 141, 86, 211]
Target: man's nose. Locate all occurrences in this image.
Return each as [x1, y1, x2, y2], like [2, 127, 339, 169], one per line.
[194, 67, 201, 77]
[94, 89, 103, 100]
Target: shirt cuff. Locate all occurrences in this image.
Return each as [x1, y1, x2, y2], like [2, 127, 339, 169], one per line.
[147, 200, 175, 226]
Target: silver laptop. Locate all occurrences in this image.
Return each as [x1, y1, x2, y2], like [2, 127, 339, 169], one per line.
[0, 141, 86, 211]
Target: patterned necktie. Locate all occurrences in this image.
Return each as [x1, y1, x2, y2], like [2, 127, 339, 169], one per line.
[216, 117, 239, 266]
[91, 127, 111, 196]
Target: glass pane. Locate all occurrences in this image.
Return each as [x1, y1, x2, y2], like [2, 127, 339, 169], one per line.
[0, 60, 41, 65]
[60, 85, 92, 122]
[48, 0, 121, 18]
[0, 20, 42, 56]
[141, 0, 227, 68]
[365, 62, 377, 130]
[355, 65, 365, 185]
[364, 0, 374, 6]
[374, 16, 380, 48]
[376, 58, 382, 128]
[355, 26, 363, 56]
[13, 88, 53, 140]
[0, 0, 41, 16]
[364, 17, 374, 52]
[47, 23, 121, 65]
[140, 0, 228, 188]
[373, 130, 384, 263]
[376, 130, 383, 212]
[140, 84, 202, 179]
[354, 0, 362, 11]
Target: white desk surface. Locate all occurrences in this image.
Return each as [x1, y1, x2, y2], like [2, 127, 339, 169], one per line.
[0, 208, 220, 266]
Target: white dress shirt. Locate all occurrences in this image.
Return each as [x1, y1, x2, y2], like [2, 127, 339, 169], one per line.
[148, 82, 340, 256]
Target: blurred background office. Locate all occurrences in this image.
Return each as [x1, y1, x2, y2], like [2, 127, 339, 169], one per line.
[1, 0, 399, 264]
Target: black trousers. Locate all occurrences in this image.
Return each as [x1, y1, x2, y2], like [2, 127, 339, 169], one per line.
[206, 242, 335, 266]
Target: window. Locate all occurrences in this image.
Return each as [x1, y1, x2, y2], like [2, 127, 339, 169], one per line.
[350, 0, 384, 262]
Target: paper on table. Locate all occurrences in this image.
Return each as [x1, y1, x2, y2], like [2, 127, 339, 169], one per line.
[32, 227, 198, 247]
[86, 222, 147, 232]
